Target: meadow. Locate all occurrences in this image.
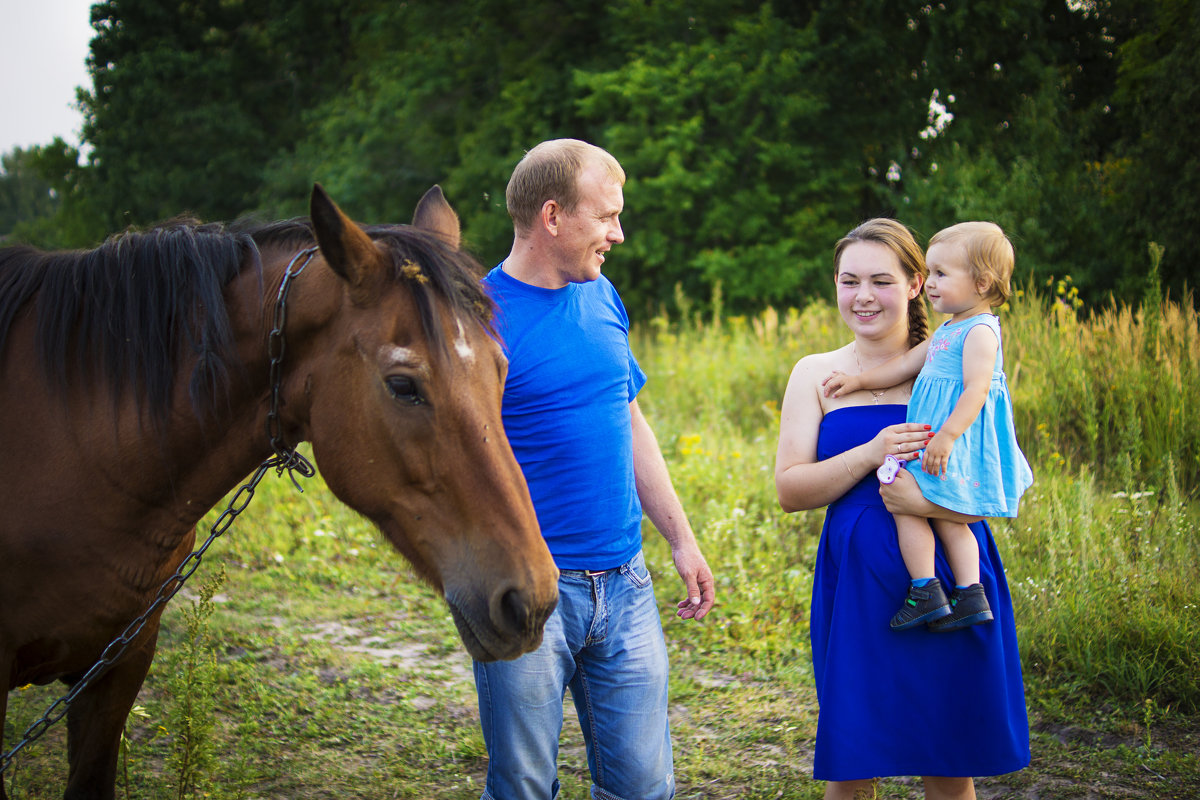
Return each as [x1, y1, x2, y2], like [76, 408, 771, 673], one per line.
[5, 279, 1199, 799]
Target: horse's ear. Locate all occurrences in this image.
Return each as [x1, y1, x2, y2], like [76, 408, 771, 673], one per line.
[412, 185, 461, 250]
[310, 183, 382, 289]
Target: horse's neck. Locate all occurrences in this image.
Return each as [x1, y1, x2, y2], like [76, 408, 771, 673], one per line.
[117, 258, 335, 531]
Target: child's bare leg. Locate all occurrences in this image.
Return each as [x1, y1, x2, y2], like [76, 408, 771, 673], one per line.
[895, 514, 935, 580]
[930, 519, 980, 586]
[889, 514, 951, 630]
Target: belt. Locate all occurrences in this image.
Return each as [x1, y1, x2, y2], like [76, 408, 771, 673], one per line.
[559, 566, 619, 578]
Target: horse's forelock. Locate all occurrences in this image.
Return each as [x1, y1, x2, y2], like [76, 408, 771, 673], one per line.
[363, 225, 496, 353]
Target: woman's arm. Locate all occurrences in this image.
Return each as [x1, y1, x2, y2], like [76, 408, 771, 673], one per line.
[775, 353, 928, 512]
[879, 470, 983, 523]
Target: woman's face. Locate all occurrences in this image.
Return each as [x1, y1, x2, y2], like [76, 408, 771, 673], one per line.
[835, 241, 920, 341]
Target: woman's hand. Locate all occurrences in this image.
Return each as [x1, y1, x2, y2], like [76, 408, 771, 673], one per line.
[869, 422, 933, 467]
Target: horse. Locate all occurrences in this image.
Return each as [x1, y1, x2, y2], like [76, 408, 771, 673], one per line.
[0, 185, 559, 799]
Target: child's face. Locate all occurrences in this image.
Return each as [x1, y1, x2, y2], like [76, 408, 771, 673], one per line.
[925, 242, 986, 317]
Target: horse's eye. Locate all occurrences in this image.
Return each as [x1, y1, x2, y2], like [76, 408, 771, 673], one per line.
[385, 376, 424, 406]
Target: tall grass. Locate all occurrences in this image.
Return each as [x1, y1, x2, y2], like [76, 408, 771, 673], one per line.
[1003, 268, 1200, 494]
[634, 281, 1200, 712]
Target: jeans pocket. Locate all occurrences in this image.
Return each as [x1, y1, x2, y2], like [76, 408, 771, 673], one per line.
[621, 556, 653, 589]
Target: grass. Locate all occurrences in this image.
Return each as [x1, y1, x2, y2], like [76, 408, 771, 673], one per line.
[5, 284, 1200, 798]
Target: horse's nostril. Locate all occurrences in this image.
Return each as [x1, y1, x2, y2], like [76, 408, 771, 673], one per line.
[497, 587, 532, 637]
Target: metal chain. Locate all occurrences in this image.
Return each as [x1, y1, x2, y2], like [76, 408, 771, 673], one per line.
[1, 246, 320, 776]
[266, 248, 318, 483]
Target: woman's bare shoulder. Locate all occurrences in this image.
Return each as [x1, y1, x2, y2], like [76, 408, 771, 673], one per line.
[789, 345, 849, 376]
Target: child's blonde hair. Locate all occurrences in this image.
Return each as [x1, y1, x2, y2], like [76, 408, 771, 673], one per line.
[928, 221, 1015, 306]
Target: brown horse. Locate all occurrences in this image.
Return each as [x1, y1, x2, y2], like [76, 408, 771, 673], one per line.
[0, 185, 558, 798]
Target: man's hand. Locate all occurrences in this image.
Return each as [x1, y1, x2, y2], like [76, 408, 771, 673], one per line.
[672, 545, 715, 621]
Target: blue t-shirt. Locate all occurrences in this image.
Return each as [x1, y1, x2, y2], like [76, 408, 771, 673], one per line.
[482, 265, 647, 570]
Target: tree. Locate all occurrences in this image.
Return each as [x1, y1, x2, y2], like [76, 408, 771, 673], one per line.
[0, 139, 105, 248]
[0, 147, 58, 236]
[573, 2, 848, 312]
[79, 0, 353, 228]
[257, 0, 617, 254]
[1110, 0, 1200, 299]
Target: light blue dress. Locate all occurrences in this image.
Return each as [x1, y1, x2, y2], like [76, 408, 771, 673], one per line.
[906, 313, 1033, 517]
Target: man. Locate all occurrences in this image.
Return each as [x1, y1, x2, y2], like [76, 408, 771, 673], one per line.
[475, 138, 716, 800]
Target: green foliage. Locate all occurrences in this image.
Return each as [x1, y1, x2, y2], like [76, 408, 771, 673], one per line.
[899, 82, 1139, 298]
[1109, 0, 1200, 301]
[1006, 471, 1200, 713]
[0, 147, 57, 234]
[575, 3, 848, 313]
[3, 0, 1198, 309]
[160, 566, 226, 798]
[1004, 272, 1200, 494]
[80, 0, 353, 229]
[0, 139, 105, 248]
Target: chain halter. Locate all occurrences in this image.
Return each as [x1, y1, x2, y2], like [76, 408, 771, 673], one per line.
[1, 246, 319, 776]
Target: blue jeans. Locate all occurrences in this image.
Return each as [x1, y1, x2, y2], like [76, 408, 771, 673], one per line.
[473, 550, 674, 800]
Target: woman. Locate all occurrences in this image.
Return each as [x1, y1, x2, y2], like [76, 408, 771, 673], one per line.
[775, 219, 1029, 799]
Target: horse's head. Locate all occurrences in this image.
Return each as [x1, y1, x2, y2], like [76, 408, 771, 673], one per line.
[283, 185, 557, 661]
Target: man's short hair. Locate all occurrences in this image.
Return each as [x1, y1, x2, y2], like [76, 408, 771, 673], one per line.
[506, 139, 625, 234]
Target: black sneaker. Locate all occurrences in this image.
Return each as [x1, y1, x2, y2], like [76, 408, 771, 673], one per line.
[929, 583, 994, 632]
[889, 578, 951, 630]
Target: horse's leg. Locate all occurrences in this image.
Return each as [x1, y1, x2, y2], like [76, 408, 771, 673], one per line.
[63, 622, 161, 800]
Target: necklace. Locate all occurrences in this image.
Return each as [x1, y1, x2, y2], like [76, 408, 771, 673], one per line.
[853, 344, 888, 405]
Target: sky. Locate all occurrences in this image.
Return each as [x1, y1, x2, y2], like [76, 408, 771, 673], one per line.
[0, 0, 96, 156]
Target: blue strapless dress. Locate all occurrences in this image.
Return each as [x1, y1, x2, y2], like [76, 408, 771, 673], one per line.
[811, 405, 1029, 780]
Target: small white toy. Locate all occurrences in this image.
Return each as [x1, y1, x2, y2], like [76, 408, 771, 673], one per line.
[876, 454, 903, 485]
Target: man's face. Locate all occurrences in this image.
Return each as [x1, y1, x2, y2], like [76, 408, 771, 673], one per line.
[552, 161, 624, 285]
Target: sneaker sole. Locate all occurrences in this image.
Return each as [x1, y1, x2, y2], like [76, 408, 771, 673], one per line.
[890, 605, 951, 631]
[930, 610, 994, 632]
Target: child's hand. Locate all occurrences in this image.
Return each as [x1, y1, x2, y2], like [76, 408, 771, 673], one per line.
[921, 431, 955, 476]
[822, 370, 860, 398]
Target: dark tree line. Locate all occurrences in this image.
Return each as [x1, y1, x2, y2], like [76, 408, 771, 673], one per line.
[2, 0, 1195, 313]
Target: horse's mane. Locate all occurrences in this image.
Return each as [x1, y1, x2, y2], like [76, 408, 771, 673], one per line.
[0, 216, 492, 425]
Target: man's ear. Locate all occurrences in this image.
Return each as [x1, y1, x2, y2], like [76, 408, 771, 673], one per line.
[541, 200, 561, 237]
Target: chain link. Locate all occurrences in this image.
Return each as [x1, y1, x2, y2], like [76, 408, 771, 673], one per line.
[1, 246, 320, 776]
